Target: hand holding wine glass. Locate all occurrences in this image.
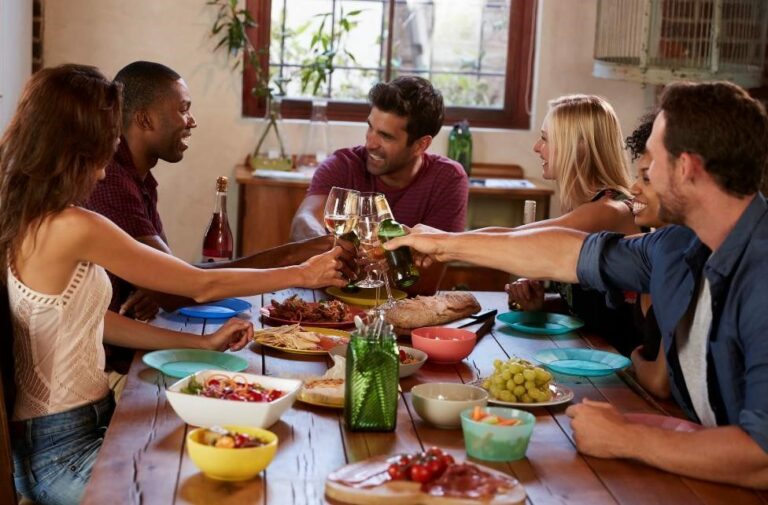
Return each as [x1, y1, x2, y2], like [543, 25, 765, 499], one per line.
[324, 187, 361, 246]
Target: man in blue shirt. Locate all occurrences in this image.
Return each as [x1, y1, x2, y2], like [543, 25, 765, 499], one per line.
[383, 81, 768, 488]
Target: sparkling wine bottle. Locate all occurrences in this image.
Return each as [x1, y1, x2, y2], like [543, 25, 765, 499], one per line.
[202, 176, 233, 263]
[374, 195, 420, 288]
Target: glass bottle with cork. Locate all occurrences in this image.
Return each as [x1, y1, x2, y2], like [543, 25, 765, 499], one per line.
[344, 315, 399, 431]
[374, 195, 420, 289]
[202, 176, 234, 263]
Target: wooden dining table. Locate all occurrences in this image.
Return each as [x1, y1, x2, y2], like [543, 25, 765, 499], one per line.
[81, 289, 766, 505]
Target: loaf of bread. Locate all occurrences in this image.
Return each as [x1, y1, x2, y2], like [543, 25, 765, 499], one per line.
[385, 292, 481, 331]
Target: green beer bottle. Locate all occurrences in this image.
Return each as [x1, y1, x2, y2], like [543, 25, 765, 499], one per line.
[338, 230, 360, 292]
[374, 195, 420, 288]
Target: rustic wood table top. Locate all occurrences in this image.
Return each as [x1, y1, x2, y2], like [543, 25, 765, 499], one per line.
[81, 289, 766, 505]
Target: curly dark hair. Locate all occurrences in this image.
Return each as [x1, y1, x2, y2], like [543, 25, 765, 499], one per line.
[368, 76, 444, 145]
[626, 112, 656, 161]
[660, 81, 768, 196]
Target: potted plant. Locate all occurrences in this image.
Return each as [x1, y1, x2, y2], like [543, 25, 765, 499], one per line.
[207, 0, 362, 172]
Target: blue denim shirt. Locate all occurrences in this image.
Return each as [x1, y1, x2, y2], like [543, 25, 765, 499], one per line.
[577, 194, 768, 452]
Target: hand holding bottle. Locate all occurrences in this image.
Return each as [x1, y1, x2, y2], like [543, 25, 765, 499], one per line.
[380, 223, 450, 268]
[297, 246, 349, 288]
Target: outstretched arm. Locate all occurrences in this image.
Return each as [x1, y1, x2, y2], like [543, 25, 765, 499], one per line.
[383, 225, 586, 283]
[290, 194, 327, 241]
[72, 208, 346, 302]
[103, 311, 252, 352]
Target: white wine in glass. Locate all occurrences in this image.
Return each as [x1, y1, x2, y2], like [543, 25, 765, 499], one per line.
[324, 187, 360, 245]
[355, 192, 385, 288]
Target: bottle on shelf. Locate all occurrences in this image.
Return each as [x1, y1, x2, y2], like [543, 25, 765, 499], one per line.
[447, 120, 472, 176]
[374, 195, 420, 288]
[202, 176, 234, 263]
[297, 99, 330, 172]
[523, 199, 537, 225]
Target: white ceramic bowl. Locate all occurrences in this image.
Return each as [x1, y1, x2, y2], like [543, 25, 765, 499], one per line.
[411, 382, 488, 429]
[166, 370, 301, 428]
[329, 344, 427, 378]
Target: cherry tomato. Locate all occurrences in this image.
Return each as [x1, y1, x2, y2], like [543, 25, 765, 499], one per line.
[426, 458, 447, 477]
[441, 453, 455, 466]
[234, 433, 250, 448]
[387, 464, 407, 480]
[399, 349, 407, 363]
[409, 464, 433, 483]
[426, 446, 444, 457]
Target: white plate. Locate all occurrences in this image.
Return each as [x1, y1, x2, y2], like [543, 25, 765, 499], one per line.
[469, 379, 574, 408]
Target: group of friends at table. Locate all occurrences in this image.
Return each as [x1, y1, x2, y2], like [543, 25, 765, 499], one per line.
[1, 58, 767, 505]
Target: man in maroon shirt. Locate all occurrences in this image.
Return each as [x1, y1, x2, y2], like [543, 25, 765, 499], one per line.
[290, 76, 469, 294]
[86, 61, 354, 322]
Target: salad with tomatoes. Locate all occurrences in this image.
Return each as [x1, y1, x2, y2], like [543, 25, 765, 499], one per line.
[181, 374, 284, 403]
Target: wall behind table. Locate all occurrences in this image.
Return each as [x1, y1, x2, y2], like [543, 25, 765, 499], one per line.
[45, 0, 652, 263]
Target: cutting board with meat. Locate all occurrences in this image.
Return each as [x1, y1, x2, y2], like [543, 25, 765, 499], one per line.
[325, 448, 525, 505]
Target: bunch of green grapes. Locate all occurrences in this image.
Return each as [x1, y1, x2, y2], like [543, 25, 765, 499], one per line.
[482, 357, 553, 403]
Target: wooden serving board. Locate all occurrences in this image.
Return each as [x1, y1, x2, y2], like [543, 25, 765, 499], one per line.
[325, 456, 526, 505]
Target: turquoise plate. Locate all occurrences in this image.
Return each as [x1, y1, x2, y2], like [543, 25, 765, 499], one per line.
[142, 349, 248, 378]
[534, 348, 631, 377]
[179, 298, 252, 319]
[497, 311, 584, 335]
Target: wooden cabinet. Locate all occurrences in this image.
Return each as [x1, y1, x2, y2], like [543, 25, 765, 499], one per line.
[235, 164, 553, 291]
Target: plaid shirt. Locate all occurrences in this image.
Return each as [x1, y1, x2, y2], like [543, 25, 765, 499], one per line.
[85, 138, 167, 311]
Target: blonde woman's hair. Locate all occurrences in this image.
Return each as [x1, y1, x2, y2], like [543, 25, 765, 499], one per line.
[546, 95, 631, 212]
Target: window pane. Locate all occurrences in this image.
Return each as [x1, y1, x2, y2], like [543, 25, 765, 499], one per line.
[390, 0, 510, 108]
[271, 0, 385, 99]
[331, 68, 382, 101]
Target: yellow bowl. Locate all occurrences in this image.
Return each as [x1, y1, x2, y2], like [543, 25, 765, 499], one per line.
[186, 425, 278, 481]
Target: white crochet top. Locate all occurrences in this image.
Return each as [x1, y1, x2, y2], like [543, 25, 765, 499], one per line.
[8, 261, 112, 421]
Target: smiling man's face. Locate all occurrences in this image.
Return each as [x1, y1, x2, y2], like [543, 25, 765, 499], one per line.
[363, 107, 423, 177]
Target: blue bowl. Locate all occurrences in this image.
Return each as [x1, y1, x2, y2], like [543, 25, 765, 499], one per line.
[534, 348, 630, 377]
[460, 407, 535, 461]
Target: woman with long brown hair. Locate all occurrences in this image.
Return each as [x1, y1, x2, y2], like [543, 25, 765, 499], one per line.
[0, 64, 345, 505]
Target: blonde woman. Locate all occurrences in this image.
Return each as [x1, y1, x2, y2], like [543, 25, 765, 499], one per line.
[505, 95, 640, 354]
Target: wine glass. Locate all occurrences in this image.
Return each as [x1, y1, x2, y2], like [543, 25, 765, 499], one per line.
[355, 193, 385, 289]
[323, 187, 360, 246]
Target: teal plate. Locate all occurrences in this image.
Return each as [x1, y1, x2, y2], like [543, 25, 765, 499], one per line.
[142, 349, 248, 378]
[534, 348, 631, 377]
[497, 311, 584, 335]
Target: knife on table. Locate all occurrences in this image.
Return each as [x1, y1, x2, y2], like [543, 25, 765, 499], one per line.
[444, 309, 498, 329]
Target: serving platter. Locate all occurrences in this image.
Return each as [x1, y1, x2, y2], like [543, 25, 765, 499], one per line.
[470, 379, 574, 408]
[260, 303, 365, 329]
[253, 326, 350, 356]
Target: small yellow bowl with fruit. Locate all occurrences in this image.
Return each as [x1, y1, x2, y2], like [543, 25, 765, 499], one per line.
[187, 425, 278, 481]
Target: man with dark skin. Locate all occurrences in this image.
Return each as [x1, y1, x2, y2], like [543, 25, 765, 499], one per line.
[87, 61, 354, 321]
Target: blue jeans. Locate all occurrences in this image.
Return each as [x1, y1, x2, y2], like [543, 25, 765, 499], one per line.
[12, 395, 114, 505]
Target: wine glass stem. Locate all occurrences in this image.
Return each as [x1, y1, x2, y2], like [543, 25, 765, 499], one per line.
[383, 274, 395, 306]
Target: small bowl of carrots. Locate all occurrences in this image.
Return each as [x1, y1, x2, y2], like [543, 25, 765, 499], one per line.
[460, 406, 535, 461]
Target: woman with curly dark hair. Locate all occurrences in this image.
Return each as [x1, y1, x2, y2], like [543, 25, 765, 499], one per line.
[625, 112, 669, 399]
